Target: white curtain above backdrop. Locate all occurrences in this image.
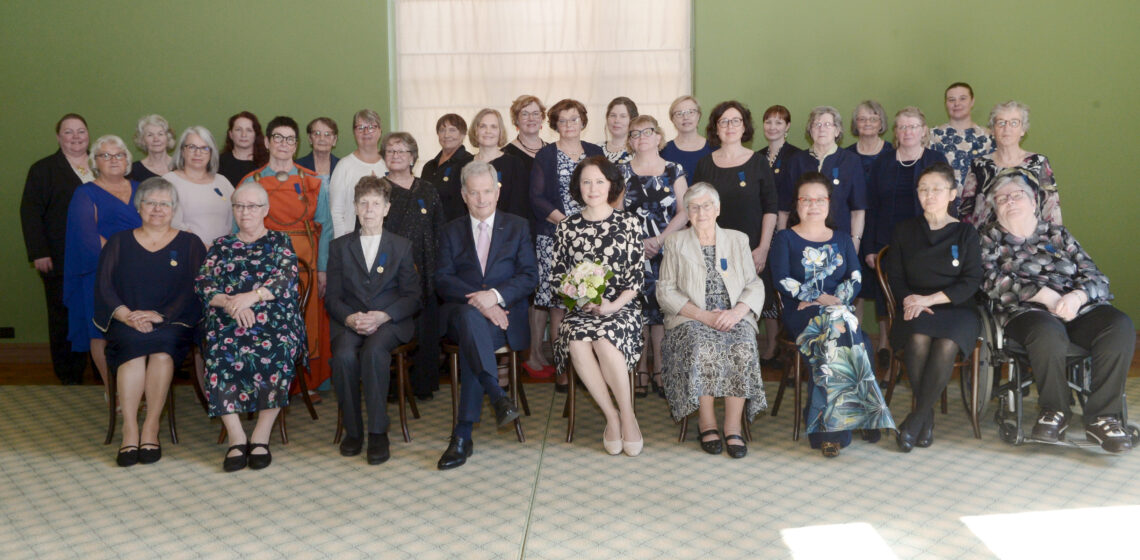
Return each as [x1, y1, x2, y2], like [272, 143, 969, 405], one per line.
[393, 0, 692, 171]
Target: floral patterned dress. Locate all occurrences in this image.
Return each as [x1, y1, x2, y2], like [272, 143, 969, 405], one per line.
[662, 246, 767, 421]
[619, 161, 684, 325]
[929, 124, 994, 187]
[551, 210, 645, 373]
[534, 149, 584, 308]
[769, 229, 895, 445]
[196, 230, 306, 416]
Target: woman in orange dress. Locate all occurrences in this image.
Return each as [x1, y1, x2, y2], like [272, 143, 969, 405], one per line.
[240, 116, 334, 398]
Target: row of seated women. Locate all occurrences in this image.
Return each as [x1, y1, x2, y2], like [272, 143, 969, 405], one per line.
[21, 82, 1129, 469]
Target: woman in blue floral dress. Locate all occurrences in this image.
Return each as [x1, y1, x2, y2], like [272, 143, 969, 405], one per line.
[196, 183, 306, 472]
[769, 172, 895, 457]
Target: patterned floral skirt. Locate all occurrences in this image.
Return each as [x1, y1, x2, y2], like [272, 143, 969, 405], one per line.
[662, 320, 768, 421]
[553, 303, 644, 375]
[534, 234, 560, 308]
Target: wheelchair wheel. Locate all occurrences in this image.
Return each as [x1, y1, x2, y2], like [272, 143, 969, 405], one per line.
[1128, 425, 1140, 446]
[997, 421, 1023, 445]
[960, 345, 993, 421]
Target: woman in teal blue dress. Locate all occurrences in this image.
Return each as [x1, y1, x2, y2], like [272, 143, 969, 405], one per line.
[63, 135, 142, 389]
[769, 172, 894, 457]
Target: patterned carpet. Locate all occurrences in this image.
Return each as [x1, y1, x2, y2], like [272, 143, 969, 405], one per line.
[2, 380, 1139, 559]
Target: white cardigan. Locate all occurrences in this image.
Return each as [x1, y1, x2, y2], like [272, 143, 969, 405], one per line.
[657, 225, 766, 331]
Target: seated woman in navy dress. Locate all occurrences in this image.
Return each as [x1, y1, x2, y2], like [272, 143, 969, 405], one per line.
[883, 162, 982, 452]
[95, 178, 206, 467]
[769, 172, 895, 458]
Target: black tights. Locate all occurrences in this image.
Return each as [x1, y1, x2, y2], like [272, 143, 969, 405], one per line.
[901, 334, 960, 433]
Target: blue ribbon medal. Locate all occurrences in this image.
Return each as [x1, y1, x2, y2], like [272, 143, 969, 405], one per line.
[376, 252, 388, 274]
[832, 168, 840, 186]
[951, 244, 959, 267]
[737, 171, 747, 187]
[169, 249, 179, 267]
[418, 199, 427, 214]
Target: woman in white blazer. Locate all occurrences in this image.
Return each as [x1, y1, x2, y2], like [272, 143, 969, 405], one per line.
[658, 182, 768, 458]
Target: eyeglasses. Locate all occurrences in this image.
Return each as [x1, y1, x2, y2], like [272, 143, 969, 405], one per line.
[994, 190, 1030, 206]
[310, 130, 336, 138]
[385, 149, 411, 156]
[916, 186, 950, 197]
[141, 200, 173, 209]
[354, 124, 379, 133]
[270, 134, 297, 145]
[518, 110, 542, 120]
[797, 197, 830, 206]
[628, 127, 658, 140]
[717, 117, 744, 129]
[182, 144, 211, 154]
[672, 109, 699, 119]
[897, 124, 924, 132]
[232, 203, 267, 213]
[856, 116, 881, 123]
[687, 201, 718, 213]
[994, 119, 1023, 129]
[94, 152, 127, 161]
[810, 121, 837, 130]
[557, 117, 581, 126]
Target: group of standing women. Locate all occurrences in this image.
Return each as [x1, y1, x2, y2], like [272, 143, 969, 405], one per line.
[20, 79, 1132, 470]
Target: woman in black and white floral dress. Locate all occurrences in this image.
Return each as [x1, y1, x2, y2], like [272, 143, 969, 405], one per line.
[551, 156, 645, 456]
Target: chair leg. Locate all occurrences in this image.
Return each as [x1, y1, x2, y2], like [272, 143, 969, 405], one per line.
[884, 357, 899, 405]
[333, 404, 343, 444]
[396, 352, 411, 443]
[217, 425, 226, 445]
[517, 379, 531, 416]
[793, 351, 802, 441]
[771, 366, 787, 417]
[628, 369, 636, 417]
[167, 385, 178, 445]
[565, 365, 576, 443]
[295, 359, 319, 420]
[941, 388, 949, 414]
[277, 406, 288, 445]
[678, 414, 688, 442]
[970, 344, 982, 439]
[742, 404, 752, 442]
[449, 351, 460, 428]
[105, 372, 117, 445]
[509, 350, 524, 443]
[403, 359, 420, 420]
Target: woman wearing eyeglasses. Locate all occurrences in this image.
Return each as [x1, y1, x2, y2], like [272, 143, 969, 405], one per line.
[780, 107, 867, 248]
[330, 109, 388, 239]
[660, 95, 713, 186]
[196, 183, 307, 471]
[63, 135, 142, 389]
[769, 172, 895, 458]
[96, 177, 206, 466]
[502, 95, 547, 176]
[165, 126, 233, 248]
[619, 115, 689, 397]
[239, 116, 335, 399]
[960, 101, 1060, 227]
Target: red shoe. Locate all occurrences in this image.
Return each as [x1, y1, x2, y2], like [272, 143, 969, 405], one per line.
[523, 362, 554, 379]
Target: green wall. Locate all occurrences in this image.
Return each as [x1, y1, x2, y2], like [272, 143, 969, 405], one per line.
[2, 1, 1137, 344]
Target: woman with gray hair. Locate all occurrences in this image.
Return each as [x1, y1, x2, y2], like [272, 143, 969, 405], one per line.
[130, 114, 176, 182]
[961, 100, 1060, 227]
[847, 100, 892, 186]
[658, 182, 768, 458]
[980, 172, 1133, 453]
[166, 126, 233, 247]
[95, 177, 206, 466]
[196, 182, 307, 471]
[330, 109, 388, 238]
[64, 135, 142, 390]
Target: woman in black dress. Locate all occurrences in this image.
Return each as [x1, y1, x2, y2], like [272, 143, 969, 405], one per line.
[884, 162, 981, 451]
[96, 177, 206, 466]
[757, 104, 801, 367]
[381, 132, 446, 400]
[217, 111, 268, 187]
[467, 108, 530, 220]
[421, 114, 474, 222]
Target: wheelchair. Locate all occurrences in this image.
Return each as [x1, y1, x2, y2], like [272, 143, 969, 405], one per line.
[982, 301, 1140, 448]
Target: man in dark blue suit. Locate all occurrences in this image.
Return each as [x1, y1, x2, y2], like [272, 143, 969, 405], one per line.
[326, 177, 421, 465]
[434, 160, 538, 469]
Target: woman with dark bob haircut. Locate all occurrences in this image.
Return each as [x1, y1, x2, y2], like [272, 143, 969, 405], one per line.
[550, 155, 646, 456]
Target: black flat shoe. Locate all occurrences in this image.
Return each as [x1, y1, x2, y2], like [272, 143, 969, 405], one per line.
[634, 372, 649, 398]
[367, 432, 390, 465]
[699, 429, 722, 455]
[650, 372, 666, 398]
[247, 443, 272, 470]
[725, 434, 747, 459]
[138, 443, 162, 464]
[916, 421, 933, 448]
[116, 445, 139, 467]
[223, 444, 248, 472]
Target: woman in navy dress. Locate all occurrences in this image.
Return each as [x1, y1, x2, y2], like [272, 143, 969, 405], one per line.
[884, 162, 981, 452]
[96, 178, 205, 466]
[769, 172, 895, 457]
[757, 104, 801, 367]
[619, 114, 689, 397]
[421, 113, 475, 223]
[660, 95, 713, 185]
[64, 135, 142, 390]
[196, 183, 306, 472]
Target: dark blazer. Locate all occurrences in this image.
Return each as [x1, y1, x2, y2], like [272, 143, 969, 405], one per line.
[20, 149, 84, 276]
[435, 212, 538, 350]
[864, 147, 949, 258]
[296, 152, 340, 176]
[529, 141, 603, 238]
[325, 230, 421, 342]
[422, 146, 475, 223]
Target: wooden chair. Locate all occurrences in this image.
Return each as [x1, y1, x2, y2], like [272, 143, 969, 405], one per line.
[875, 246, 983, 439]
[561, 363, 637, 443]
[441, 341, 528, 442]
[332, 341, 421, 444]
[768, 296, 807, 440]
[104, 369, 178, 445]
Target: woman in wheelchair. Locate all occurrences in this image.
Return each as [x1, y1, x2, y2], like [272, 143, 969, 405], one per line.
[979, 171, 1135, 452]
[884, 162, 982, 452]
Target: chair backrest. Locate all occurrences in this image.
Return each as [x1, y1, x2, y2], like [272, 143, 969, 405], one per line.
[875, 246, 897, 334]
[296, 256, 315, 309]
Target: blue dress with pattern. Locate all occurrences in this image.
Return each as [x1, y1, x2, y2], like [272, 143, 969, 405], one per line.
[769, 228, 895, 446]
[619, 161, 684, 325]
